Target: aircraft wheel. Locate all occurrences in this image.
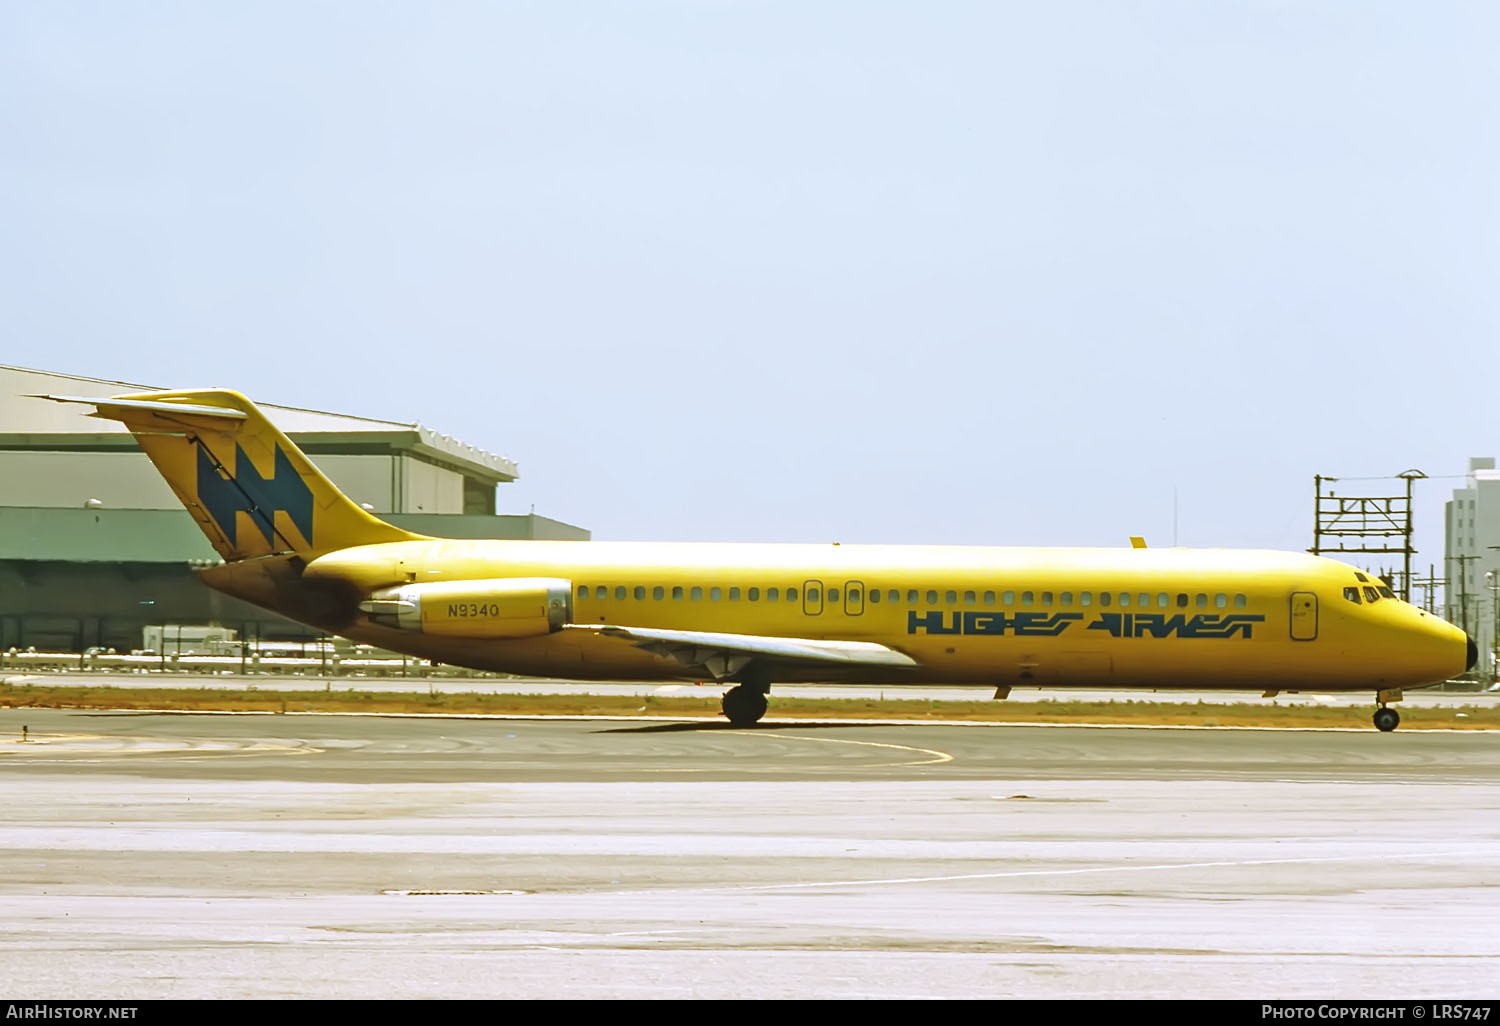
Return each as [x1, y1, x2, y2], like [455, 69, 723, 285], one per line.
[1373, 707, 1400, 732]
[721, 685, 768, 727]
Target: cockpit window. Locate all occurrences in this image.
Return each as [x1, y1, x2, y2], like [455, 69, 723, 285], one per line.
[1378, 586, 1395, 599]
[1363, 586, 1380, 603]
[1343, 587, 1362, 604]
[1355, 572, 1369, 583]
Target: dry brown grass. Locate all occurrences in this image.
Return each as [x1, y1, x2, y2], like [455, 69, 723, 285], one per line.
[0, 683, 1495, 729]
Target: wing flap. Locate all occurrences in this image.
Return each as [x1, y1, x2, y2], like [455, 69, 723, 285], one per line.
[569, 623, 918, 680]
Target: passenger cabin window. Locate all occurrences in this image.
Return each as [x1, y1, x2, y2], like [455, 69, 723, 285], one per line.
[926, 590, 938, 605]
[787, 587, 798, 601]
[1021, 591, 1034, 606]
[711, 587, 722, 601]
[983, 590, 996, 606]
[869, 589, 880, 604]
[1343, 587, 1362, 604]
[615, 587, 627, 601]
[652, 586, 664, 600]
[964, 590, 976, 606]
[749, 587, 760, 601]
[596, 586, 607, 600]
[691, 587, 703, 601]
[672, 586, 683, 600]
[1099, 592, 1111, 608]
[633, 587, 645, 600]
[907, 589, 919, 604]
[768, 588, 780, 601]
[577, 585, 588, 599]
[826, 588, 837, 603]
[1235, 594, 1247, 608]
[729, 587, 741, 601]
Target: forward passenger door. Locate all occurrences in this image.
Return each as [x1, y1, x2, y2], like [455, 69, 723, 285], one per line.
[1290, 592, 1318, 641]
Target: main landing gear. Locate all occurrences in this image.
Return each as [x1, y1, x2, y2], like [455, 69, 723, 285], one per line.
[1373, 689, 1403, 733]
[721, 666, 772, 727]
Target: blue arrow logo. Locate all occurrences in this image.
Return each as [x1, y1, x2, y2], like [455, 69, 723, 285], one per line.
[196, 442, 314, 549]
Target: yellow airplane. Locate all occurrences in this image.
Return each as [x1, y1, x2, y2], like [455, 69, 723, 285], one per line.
[39, 388, 1476, 731]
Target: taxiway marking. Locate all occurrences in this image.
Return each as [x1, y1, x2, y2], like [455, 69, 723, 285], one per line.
[728, 730, 954, 766]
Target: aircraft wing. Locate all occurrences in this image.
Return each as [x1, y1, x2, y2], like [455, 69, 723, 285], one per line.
[569, 624, 918, 680]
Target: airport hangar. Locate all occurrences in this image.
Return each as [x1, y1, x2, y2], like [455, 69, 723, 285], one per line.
[0, 366, 589, 653]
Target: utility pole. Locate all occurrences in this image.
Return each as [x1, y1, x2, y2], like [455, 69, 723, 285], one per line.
[1450, 553, 1480, 643]
[1488, 570, 1500, 681]
[1410, 563, 1444, 615]
[1397, 470, 1426, 601]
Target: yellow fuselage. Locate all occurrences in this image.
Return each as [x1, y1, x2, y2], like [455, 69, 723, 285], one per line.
[257, 539, 1472, 691]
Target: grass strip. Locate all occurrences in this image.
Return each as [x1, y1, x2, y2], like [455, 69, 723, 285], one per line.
[0, 683, 1496, 729]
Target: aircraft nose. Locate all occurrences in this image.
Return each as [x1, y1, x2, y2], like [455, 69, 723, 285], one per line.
[1468, 635, 1478, 671]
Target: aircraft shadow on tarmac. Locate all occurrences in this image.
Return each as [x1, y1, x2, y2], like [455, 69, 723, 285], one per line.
[38, 711, 897, 734]
[596, 720, 893, 734]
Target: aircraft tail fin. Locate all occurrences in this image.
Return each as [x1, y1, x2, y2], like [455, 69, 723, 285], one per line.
[35, 389, 426, 563]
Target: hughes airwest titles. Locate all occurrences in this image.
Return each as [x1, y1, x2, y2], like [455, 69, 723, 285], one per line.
[39, 390, 1476, 730]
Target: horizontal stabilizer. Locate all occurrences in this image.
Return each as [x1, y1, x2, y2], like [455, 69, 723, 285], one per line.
[33, 394, 251, 426]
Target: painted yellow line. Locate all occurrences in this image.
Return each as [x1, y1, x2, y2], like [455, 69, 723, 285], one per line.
[728, 730, 953, 766]
[0, 732, 317, 757]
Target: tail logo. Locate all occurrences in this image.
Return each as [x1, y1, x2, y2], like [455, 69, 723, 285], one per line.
[196, 442, 314, 549]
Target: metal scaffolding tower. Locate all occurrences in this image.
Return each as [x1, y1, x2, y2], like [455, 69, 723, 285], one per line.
[1309, 470, 1426, 601]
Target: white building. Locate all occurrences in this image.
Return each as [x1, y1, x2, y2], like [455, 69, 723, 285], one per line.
[1444, 457, 1500, 677]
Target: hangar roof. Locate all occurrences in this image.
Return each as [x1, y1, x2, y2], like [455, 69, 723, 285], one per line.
[0, 365, 517, 484]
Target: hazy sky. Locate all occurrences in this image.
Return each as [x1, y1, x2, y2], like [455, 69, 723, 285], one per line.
[3, 2, 1496, 571]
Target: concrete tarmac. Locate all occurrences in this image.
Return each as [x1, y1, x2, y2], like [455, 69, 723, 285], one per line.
[1, 708, 1498, 999]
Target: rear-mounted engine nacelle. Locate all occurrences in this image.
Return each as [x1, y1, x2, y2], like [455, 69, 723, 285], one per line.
[358, 577, 573, 638]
